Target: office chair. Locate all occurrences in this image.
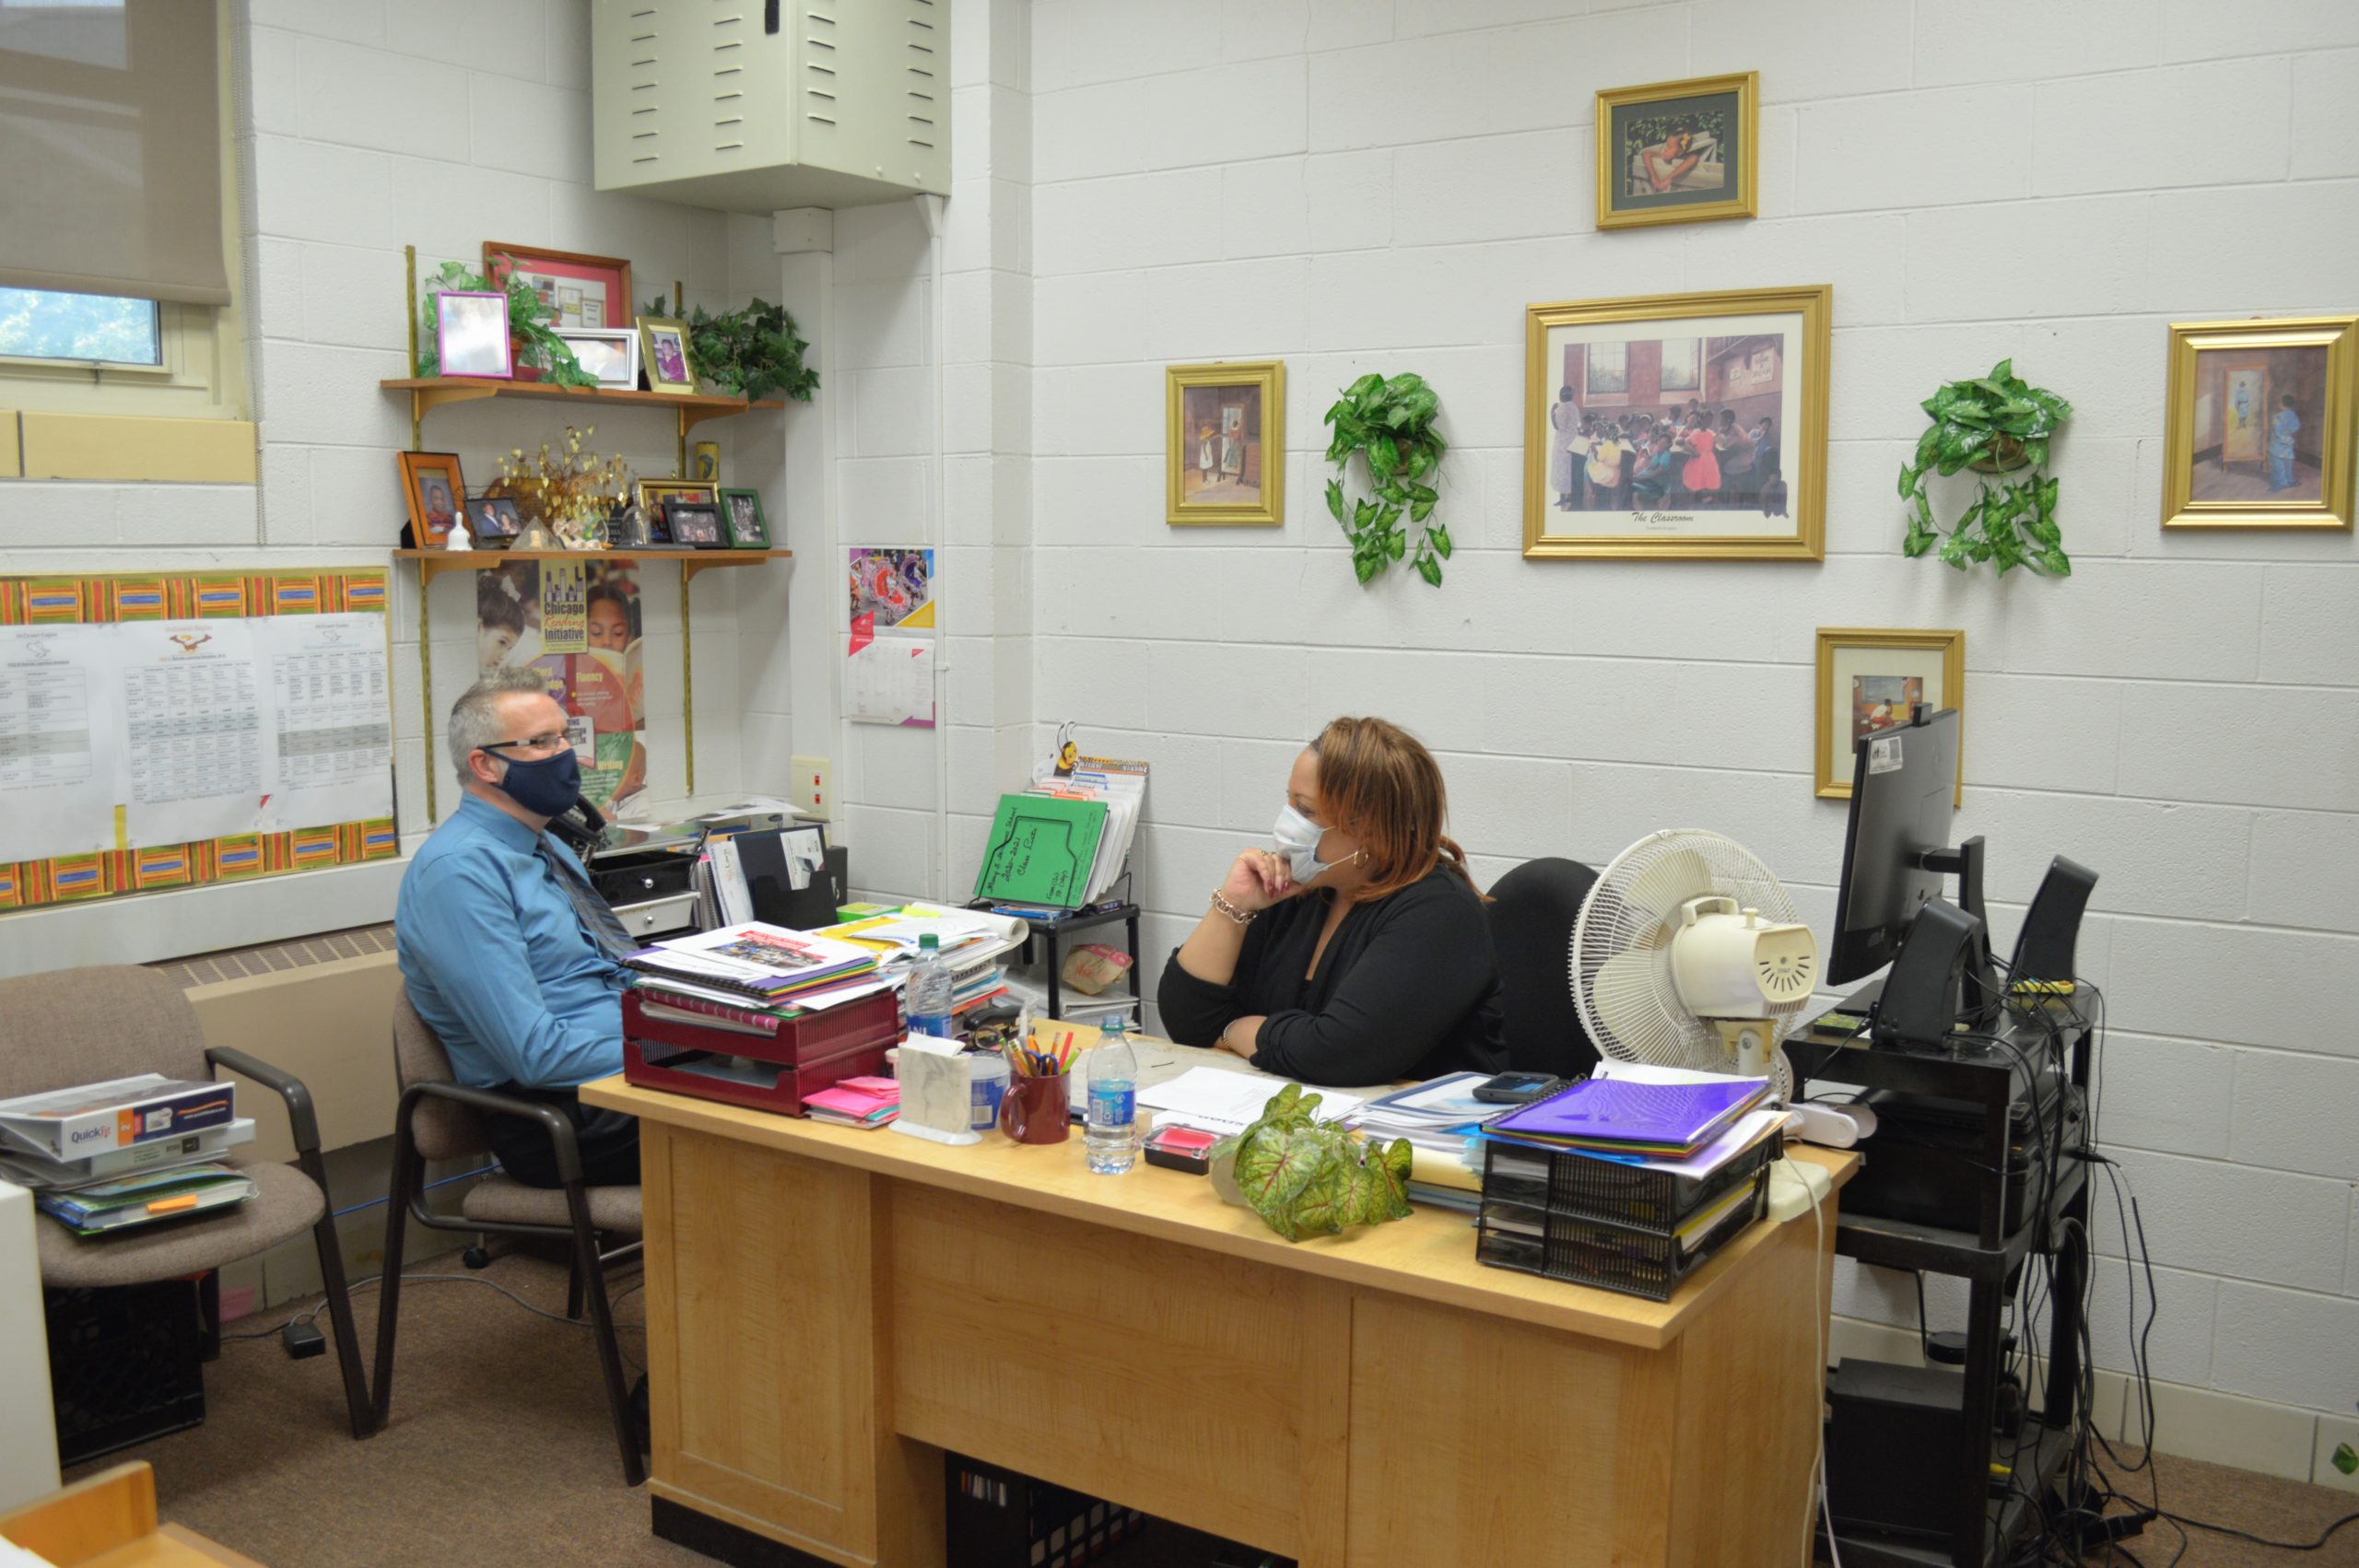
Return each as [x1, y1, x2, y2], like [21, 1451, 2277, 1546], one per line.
[1485, 858, 1603, 1081]
[0, 965, 374, 1446]
[373, 993, 645, 1485]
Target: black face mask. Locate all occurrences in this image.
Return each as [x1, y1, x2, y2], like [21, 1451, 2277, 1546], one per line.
[494, 748, 581, 817]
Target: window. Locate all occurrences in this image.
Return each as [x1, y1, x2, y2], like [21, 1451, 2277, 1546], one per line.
[1586, 341, 1629, 396]
[0, 1, 247, 430]
[1659, 337, 1700, 392]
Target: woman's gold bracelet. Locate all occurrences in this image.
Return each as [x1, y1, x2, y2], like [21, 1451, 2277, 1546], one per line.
[1209, 888, 1258, 926]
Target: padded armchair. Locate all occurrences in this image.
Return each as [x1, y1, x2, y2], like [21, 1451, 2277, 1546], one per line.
[1486, 858, 1604, 1082]
[372, 992, 643, 1485]
[0, 965, 372, 1442]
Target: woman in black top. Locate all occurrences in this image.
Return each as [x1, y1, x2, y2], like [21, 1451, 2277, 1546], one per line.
[1157, 717, 1507, 1086]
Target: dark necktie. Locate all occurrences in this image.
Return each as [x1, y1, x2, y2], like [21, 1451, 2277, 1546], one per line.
[536, 837, 639, 964]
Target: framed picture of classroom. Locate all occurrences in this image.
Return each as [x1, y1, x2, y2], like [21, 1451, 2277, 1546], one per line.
[2160, 314, 2356, 531]
[1814, 627, 1965, 802]
[1166, 360, 1285, 527]
[1523, 285, 1830, 560]
[1596, 72, 1758, 231]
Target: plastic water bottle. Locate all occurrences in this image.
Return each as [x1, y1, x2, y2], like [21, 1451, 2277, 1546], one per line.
[1085, 1014, 1138, 1175]
[907, 932, 956, 1040]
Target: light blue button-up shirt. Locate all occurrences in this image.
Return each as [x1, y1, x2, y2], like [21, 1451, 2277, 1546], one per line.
[396, 793, 632, 1090]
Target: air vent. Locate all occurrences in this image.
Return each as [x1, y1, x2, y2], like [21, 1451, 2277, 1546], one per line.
[152, 923, 394, 990]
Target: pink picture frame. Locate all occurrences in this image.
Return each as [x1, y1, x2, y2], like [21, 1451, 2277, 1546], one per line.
[436, 289, 512, 380]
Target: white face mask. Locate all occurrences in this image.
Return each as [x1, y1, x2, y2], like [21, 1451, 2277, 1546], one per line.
[1273, 802, 1347, 884]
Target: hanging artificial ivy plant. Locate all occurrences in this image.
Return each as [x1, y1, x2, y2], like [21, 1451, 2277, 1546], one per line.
[1323, 371, 1450, 586]
[1898, 359, 2072, 576]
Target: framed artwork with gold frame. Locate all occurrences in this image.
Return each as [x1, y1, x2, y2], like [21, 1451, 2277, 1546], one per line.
[639, 316, 697, 396]
[2161, 314, 2356, 530]
[1596, 72, 1759, 231]
[1524, 285, 1830, 560]
[1815, 627, 1965, 802]
[1166, 360, 1285, 526]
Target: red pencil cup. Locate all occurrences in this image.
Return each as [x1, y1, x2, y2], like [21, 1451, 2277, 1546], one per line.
[999, 1071, 1070, 1144]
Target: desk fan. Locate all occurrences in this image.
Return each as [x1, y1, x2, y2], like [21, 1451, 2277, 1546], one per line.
[1570, 829, 1819, 1103]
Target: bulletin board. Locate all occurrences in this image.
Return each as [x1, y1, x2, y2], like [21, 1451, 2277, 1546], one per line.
[0, 568, 397, 914]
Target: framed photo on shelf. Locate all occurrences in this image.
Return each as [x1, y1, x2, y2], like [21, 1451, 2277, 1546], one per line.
[1596, 73, 1759, 231]
[719, 487, 769, 549]
[667, 501, 726, 549]
[484, 243, 634, 333]
[2161, 313, 2356, 531]
[466, 495, 523, 545]
[397, 451, 466, 546]
[638, 480, 716, 546]
[556, 328, 639, 391]
[1523, 284, 1830, 560]
[640, 316, 696, 395]
[435, 291, 511, 380]
[1166, 360, 1285, 526]
[1814, 627, 1965, 802]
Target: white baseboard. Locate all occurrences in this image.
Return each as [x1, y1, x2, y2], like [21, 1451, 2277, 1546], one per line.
[1828, 1314, 2340, 1486]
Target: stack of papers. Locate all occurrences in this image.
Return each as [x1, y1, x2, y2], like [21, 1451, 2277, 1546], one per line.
[1346, 1072, 1498, 1195]
[804, 1076, 900, 1129]
[628, 922, 880, 1002]
[821, 904, 1025, 1019]
[1477, 1061, 1786, 1183]
[34, 1161, 257, 1236]
[974, 754, 1148, 910]
[1134, 1067, 1365, 1139]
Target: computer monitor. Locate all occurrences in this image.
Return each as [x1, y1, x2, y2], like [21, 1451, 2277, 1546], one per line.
[1827, 708, 1978, 988]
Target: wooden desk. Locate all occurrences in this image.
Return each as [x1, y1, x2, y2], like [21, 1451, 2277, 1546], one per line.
[0, 1463, 264, 1568]
[582, 1065, 1857, 1568]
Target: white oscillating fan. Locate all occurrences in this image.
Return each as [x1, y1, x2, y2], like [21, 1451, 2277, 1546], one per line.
[1571, 829, 1820, 1103]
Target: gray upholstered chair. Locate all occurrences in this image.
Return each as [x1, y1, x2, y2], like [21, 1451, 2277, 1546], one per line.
[0, 965, 372, 1442]
[372, 992, 644, 1484]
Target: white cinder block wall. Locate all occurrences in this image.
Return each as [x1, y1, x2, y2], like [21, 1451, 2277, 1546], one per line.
[834, 0, 2359, 1481]
[0, 0, 779, 977]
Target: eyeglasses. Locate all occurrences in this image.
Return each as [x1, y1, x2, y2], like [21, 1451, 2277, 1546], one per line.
[480, 731, 570, 755]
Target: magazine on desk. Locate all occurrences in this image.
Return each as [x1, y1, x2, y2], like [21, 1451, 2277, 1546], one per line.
[628, 921, 879, 998]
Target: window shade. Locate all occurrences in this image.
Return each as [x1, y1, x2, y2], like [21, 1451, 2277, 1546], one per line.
[0, 0, 228, 306]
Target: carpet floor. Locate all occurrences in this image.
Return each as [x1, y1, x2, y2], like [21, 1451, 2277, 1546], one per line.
[60, 1250, 2357, 1568]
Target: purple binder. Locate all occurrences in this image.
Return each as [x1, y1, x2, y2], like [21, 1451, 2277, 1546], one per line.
[1491, 1076, 1766, 1150]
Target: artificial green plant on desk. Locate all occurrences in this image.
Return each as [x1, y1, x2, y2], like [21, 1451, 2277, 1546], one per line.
[1898, 359, 2073, 576]
[1208, 1083, 1415, 1242]
[416, 259, 596, 389]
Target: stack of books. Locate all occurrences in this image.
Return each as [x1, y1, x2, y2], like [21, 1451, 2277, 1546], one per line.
[819, 904, 1023, 1023]
[628, 922, 885, 1012]
[0, 1075, 259, 1237]
[1471, 1066, 1787, 1302]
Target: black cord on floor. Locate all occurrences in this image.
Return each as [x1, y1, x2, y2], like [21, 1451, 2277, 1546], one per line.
[2157, 1508, 2359, 1553]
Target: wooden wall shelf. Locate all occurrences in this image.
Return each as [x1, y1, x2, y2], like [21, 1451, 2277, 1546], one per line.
[381, 377, 786, 466]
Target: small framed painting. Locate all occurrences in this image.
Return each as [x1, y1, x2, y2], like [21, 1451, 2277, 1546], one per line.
[1597, 72, 1758, 231]
[435, 290, 511, 380]
[719, 487, 769, 549]
[2161, 314, 2356, 530]
[484, 243, 634, 333]
[1524, 284, 1830, 559]
[397, 451, 466, 546]
[1166, 360, 1285, 526]
[556, 327, 639, 391]
[640, 316, 696, 395]
[1815, 627, 1965, 802]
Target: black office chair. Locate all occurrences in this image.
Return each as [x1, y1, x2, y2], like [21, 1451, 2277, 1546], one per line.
[1486, 858, 1602, 1081]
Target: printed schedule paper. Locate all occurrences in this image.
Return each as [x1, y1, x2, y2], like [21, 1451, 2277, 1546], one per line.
[0, 623, 121, 861]
[256, 614, 393, 831]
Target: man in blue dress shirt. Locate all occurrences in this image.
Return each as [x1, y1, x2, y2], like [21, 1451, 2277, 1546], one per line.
[398, 666, 640, 1188]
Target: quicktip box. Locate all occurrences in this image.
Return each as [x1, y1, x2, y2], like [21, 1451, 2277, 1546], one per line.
[0, 1074, 236, 1162]
[1144, 1125, 1216, 1175]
